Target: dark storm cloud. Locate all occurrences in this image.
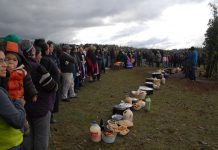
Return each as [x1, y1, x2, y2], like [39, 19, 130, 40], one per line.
[0, 0, 206, 43]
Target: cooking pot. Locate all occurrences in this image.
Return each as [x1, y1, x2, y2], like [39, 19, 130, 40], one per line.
[152, 72, 162, 79]
[138, 86, 153, 95]
[145, 82, 154, 88]
[112, 103, 132, 115]
[145, 78, 154, 82]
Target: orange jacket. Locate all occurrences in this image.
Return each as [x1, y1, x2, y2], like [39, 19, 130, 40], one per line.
[7, 66, 27, 100]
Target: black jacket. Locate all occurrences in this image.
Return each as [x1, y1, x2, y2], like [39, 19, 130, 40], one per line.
[59, 52, 75, 73]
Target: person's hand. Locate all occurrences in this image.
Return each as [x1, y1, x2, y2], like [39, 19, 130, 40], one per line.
[19, 99, 26, 106]
[54, 83, 58, 92]
[32, 95, 38, 102]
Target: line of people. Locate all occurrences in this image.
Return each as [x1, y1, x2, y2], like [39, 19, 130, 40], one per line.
[0, 34, 107, 150]
[0, 34, 199, 150]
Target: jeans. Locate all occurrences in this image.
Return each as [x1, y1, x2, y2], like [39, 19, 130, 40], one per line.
[189, 66, 196, 80]
[23, 111, 51, 150]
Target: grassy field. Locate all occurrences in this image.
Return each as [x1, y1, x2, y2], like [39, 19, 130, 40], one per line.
[49, 67, 218, 150]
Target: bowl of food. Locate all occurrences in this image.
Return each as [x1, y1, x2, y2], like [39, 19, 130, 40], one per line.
[132, 102, 141, 111]
[107, 120, 118, 132]
[102, 130, 117, 143]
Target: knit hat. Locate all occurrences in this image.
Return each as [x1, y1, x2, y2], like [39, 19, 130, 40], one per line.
[4, 34, 20, 43]
[4, 34, 20, 53]
[20, 40, 34, 54]
[4, 35, 31, 69]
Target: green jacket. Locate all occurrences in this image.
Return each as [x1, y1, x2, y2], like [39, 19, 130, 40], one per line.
[0, 117, 23, 150]
[0, 87, 25, 150]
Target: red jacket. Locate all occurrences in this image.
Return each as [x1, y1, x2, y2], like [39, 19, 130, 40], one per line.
[7, 66, 27, 100]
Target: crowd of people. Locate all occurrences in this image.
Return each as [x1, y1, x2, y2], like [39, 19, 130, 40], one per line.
[0, 34, 199, 150]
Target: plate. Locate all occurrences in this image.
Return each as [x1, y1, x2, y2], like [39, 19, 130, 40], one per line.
[138, 86, 147, 91]
[152, 72, 161, 75]
[131, 97, 138, 102]
[112, 114, 123, 121]
[145, 82, 153, 84]
[119, 103, 132, 108]
[138, 86, 153, 91]
[145, 87, 153, 91]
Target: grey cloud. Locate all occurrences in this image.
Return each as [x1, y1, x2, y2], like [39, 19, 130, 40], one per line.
[0, 0, 207, 44]
[127, 38, 169, 48]
[110, 25, 147, 40]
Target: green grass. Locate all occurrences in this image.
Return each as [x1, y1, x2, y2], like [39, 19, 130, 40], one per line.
[49, 67, 218, 150]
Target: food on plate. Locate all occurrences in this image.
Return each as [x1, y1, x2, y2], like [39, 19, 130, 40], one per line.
[138, 100, 146, 107]
[104, 130, 114, 136]
[124, 96, 132, 104]
[107, 122, 119, 132]
[117, 120, 133, 127]
[133, 103, 140, 108]
[107, 119, 117, 125]
[118, 125, 128, 131]
[118, 126, 130, 136]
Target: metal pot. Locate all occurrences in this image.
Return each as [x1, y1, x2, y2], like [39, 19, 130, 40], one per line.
[145, 82, 154, 88]
[152, 72, 162, 79]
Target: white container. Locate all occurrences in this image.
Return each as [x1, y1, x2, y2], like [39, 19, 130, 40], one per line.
[102, 131, 117, 143]
[161, 77, 166, 85]
[90, 121, 101, 142]
[123, 109, 133, 122]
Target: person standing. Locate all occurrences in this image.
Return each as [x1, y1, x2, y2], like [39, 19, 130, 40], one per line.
[0, 48, 26, 150]
[155, 51, 162, 68]
[4, 38, 38, 135]
[21, 40, 58, 150]
[59, 44, 77, 102]
[47, 41, 61, 124]
[188, 47, 198, 81]
[86, 45, 97, 81]
[78, 45, 86, 83]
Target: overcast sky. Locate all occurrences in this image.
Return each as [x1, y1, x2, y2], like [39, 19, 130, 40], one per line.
[0, 0, 213, 49]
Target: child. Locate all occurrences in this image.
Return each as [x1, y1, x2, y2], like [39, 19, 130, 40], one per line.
[5, 38, 38, 135]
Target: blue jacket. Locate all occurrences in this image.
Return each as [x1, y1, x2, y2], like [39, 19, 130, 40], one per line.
[188, 49, 198, 66]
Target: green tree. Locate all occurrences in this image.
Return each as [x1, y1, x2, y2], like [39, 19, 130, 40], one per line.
[204, 3, 218, 78]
